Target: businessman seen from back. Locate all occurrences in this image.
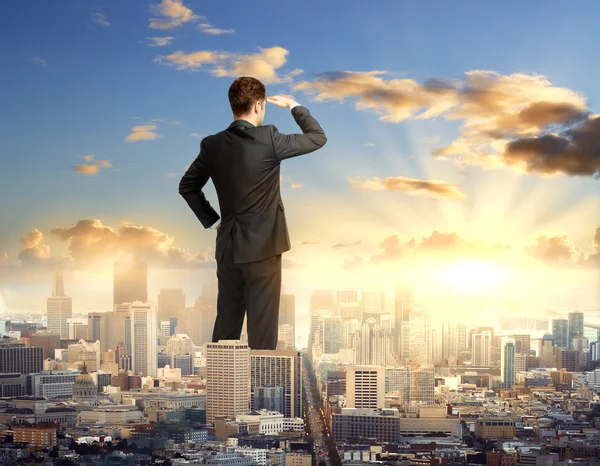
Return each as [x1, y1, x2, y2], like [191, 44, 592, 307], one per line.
[178, 76, 327, 350]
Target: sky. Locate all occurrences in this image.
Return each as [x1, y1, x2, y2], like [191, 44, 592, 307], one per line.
[1, 0, 599, 338]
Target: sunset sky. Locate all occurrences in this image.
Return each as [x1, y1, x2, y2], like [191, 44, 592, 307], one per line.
[1, 0, 599, 337]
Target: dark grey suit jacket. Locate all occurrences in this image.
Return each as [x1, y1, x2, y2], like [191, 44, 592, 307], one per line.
[179, 105, 327, 264]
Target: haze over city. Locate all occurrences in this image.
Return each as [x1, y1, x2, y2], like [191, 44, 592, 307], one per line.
[1, 0, 600, 341]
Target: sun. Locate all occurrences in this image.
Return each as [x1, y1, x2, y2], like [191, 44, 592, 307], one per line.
[435, 260, 508, 295]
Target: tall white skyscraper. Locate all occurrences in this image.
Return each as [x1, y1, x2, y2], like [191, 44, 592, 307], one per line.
[345, 365, 385, 409]
[206, 340, 251, 424]
[408, 307, 431, 363]
[279, 294, 295, 343]
[129, 301, 158, 377]
[356, 318, 394, 366]
[472, 330, 493, 366]
[46, 272, 72, 339]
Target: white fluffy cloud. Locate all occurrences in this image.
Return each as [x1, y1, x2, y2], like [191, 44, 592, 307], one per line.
[154, 46, 303, 84]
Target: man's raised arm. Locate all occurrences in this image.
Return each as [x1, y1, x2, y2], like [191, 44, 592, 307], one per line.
[267, 96, 327, 161]
[178, 140, 220, 229]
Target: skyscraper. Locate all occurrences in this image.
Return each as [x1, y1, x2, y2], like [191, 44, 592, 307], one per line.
[279, 294, 295, 342]
[501, 338, 516, 388]
[345, 365, 385, 409]
[250, 349, 302, 418]
[317, 314, 342, 354]
[361, 290, 385, 317]
[471, 329, 494, 366]
[113, 258, 147, 308]
[355, 318, 394, 366]
[394, 282, 414, 360]
[408, 307, 431, 364]
[552, 318, 569, 348]
[568, 311, 584, 349]
[129, 301, 158, 377]
[46, 272, 72, 339]
[206, 340, 251, 424]
[157, 288, 186, 323]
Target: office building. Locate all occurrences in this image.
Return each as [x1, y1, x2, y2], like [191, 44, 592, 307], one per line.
[552, 318, 569, 348]
[501, 338, 516, 388]
[250, 349, 302, 418]
[0, 345, 43, 374]
[345, 365, 385, 409]
[206, 340, 251, 424]
[129, 301, 158, 377]
[46, 272, 72, 339]
[568, 311, 584, 349]
[279, 294, 295, 342]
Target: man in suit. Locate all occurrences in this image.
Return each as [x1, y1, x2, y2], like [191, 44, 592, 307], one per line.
[178, 76, 327, 350]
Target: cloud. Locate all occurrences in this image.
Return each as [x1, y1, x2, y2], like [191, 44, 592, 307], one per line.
[197, 23, 234, 35]
[0, 253, 8, 265]
[92, 10, 110, 27]
[49, 218, 215, 269]
[525, 235, 585, 266]
[72, 155, 112, 175]
[125, 124, 159, 142]
[292, 70, 600, 177]
[154, 46, 303, 84]
[147, 36, 175, 47]
[301, 241, 321, 245]
[73, 164, 100, 175]
[332, 241, 361, 249]
[291, 183, 304, 189]
[189, 133, 203, 138]
[16, 229, 52, 265]
[343, 230, 510, 269]
[348, 175, 465, 200]
[364, 143, 376, 147]
[31, 57, 47, 66]
[148, 0, 202, 29]
[164, 172, 177, 178]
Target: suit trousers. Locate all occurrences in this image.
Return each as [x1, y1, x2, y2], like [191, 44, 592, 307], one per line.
[213, 232, 282, 350]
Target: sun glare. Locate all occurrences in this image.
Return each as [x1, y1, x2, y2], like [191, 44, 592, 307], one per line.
[436, 260, 507, 294]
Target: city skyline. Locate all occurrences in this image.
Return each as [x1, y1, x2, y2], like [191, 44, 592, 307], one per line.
[1, 0, 600, 328]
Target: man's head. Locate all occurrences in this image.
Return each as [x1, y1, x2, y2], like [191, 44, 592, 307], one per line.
[228, 76, 266, 126]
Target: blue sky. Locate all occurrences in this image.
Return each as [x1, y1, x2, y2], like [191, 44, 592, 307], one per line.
[1, 0, 599, 328]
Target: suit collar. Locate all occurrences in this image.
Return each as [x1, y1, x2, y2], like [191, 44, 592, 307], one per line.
[228, 119, 255, 129]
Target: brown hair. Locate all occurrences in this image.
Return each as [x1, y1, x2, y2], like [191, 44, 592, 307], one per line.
[228, 76, 266, 116]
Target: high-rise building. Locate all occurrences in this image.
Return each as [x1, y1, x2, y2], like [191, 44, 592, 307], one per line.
[279, 294, 295, 343]
[0, 345, 43, 374]
[355, 318, 394, 366]
[511, 335, 531, 353]
[501, 338, 515, 388]
[277, 324, 295, 350]
[552, 318, 569, 348]
[408, 308, 431, 363]
[471, 329, 494, 366]
[157, 288, 186, 323]
[361, 290, 385, 317]
[317, 315, 342, 354]
[66, 318, 87, 340]
[345, 365, 385, 409]
[568, 311, 584, 349]
[310, 290, 335, 314]
[46, 272, 72, 339]
[394, 282, 414, 360]
[129, 301, 158, 377]
[206, 340, 251, 424]
[250, 349, 302, 418]
[113, 258, 147, 307]
[255, 386, 284, 414]
[539, 334, 555, 368]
